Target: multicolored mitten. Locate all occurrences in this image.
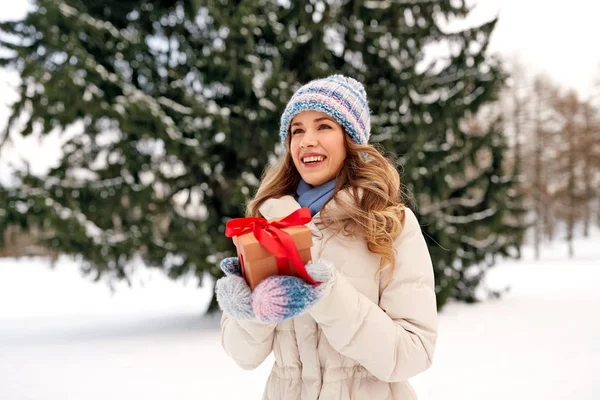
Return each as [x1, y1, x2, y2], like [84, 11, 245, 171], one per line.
[251, 260, 335, 323]
[214, 257, 256, 321]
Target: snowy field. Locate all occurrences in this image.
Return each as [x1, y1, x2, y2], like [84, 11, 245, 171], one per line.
[0, 229, 599, 400]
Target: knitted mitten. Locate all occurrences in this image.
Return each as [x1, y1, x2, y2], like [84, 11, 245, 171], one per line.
[214, 257, 255, 320]
[251, 260, 335, 324]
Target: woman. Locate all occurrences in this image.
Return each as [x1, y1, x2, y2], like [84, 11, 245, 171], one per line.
[216, 75, 437, 399]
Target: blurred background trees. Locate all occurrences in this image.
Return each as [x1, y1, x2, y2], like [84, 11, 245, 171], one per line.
[1, 0, 596, 311]
[500, 60, 600, 260]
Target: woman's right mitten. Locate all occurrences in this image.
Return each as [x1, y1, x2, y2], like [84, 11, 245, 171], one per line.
[251, 260, 335, 323]
[214, 257, 255, 320]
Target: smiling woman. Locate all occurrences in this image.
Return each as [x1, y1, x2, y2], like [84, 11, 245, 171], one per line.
[215, 74, 438, 400]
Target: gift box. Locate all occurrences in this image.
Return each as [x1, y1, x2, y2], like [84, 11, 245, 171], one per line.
[225, 208, 315, 290]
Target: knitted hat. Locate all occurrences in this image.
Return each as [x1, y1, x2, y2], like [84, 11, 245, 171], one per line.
[279, 74, 371, 145]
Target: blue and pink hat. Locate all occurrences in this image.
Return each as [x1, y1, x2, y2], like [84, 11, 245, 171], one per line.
[279, 74, 371, 145]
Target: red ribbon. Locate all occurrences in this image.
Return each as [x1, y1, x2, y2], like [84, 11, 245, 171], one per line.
[225, 208, 317, 285]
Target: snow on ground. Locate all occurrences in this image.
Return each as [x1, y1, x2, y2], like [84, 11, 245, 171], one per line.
[0, 230, 599, 400]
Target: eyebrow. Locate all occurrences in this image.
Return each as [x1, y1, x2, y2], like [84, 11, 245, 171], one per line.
[291, 117, 337, 127]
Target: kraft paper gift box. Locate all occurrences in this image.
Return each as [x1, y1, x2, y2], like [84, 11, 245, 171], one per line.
[225, 208, 314, 290]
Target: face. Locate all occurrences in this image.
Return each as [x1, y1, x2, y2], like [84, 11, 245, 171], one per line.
[289, 110, 347, 186]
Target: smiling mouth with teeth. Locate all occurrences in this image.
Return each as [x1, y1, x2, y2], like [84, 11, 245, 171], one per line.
[302, 155, 326, 164]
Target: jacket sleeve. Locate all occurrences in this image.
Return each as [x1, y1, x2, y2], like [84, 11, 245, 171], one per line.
[308, 208, 438, 382]
[220, 312, 277, 370]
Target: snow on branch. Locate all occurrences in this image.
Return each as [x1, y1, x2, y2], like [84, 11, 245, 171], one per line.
[460, 233, 499, 250]
[69, 70, 105, 100]
[18, 186, 102, 242]
[157, 97, 193, 115]
[420, 195, 485, 214]
[58, 3, 140, 44]
[364, 0, 436, 8]
[17, 185, 131, 245]
[78, 52, 199, 146]
[441, 207, 497, 224]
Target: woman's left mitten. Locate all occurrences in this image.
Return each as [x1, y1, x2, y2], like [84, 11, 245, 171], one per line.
[251, 260, 335, 323]
[215, 257, 255, 320]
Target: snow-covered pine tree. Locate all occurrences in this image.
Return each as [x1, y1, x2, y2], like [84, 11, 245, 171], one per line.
[0, 0, 526, 309]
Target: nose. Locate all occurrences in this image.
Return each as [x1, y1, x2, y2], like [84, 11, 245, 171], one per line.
[300, 129, 318, 148]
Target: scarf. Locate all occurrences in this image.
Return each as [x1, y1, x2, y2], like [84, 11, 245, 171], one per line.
[296, 178, 336, 217]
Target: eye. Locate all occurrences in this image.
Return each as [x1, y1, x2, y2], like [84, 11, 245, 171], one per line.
[318, 124, 332, 130]
[292, 128, 304, 135]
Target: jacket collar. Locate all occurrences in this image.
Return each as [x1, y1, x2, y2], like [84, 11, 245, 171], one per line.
[258, 188, 360, 222]
[258, 195, 302, 220]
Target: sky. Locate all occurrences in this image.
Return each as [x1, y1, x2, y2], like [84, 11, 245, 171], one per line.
[465, 0, 600, 99]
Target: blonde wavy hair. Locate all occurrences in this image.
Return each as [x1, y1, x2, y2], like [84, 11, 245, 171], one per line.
[247, 131, 407, 277]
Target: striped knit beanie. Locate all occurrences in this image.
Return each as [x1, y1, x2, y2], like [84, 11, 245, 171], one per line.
[279, 75, 371, 145]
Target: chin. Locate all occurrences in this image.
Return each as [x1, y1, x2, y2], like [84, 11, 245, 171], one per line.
[302, 176, 327, 186]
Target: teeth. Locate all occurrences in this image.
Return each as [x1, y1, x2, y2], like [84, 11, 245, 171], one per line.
[302, 156, 324, 163]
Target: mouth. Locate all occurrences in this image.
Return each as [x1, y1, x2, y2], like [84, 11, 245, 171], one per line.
[301, 155, 327, 167]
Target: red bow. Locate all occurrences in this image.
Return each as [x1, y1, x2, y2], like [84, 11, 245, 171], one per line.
[225, 208, 317, 285]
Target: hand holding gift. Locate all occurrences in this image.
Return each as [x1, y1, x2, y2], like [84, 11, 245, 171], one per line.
[215, 256, 334, 323]
[215, 208, 335, 323]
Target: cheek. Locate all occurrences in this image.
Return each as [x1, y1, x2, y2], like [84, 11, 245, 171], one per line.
[289, 140, 301, 164]
[329, 138, 346, 165]
[333, 151, 346, 170]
